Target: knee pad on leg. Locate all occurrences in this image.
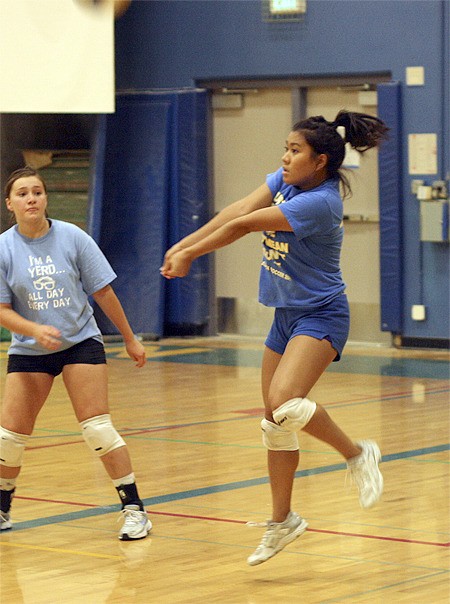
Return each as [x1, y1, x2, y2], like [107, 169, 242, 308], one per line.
[80, 414, 126, 457]
[261, 418, 299, 451]
[272, 397, 317, 432]
[0, 426, 29, 467]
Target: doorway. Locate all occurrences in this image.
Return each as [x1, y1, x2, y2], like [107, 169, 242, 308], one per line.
[210, 81, 391, 344]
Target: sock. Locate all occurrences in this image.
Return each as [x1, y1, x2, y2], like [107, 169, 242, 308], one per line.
[113, 474, 144, 510]
[0, 486, 15, 513]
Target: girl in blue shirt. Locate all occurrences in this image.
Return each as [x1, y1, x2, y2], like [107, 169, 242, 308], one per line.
[161, 110, 389, 565]
[0, 167, 151, 541]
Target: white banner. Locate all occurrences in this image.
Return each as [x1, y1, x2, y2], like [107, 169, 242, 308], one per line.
[0, 0, 115, 113]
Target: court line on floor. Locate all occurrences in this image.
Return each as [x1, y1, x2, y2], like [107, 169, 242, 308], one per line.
[25, 385, 450, 450]
[102, 345, 450, 380]
[319, 570, 450, 603]
[0, 540, 123, 559]
[7, 444, 449, 545]
[136, 510, 450, 548]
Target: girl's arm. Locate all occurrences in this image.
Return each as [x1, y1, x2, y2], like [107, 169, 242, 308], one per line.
[0, 303, 62, 351]
[92, 285, 146, 367]
[163, 183, 274, 262]
[161, 204, 292, 279]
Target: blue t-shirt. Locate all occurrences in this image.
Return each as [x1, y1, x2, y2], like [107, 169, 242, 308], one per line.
[259, 168, 346, 309]
[0, 219, 117, 355]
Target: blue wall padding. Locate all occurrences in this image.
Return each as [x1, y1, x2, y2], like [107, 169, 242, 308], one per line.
[377, 82, 403, 334]
[88, 90, 210, 337]
[90, 97, 171, 336]
[164, 91, 210, 328]
[87, 114, 107, 244]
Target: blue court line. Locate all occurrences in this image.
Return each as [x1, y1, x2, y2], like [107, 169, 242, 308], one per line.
[105, 345, 450, 380]
[6, 443, 449, 533]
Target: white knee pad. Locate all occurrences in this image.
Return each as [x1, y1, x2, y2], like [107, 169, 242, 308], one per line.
[261, 418, 299, 451]
[0, 426, 29, 467]
[272, 397, 317, 432]
[80, 414, 126, 457]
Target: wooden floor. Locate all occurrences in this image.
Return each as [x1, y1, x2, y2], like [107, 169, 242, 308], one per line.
[0, 336, 449, 603]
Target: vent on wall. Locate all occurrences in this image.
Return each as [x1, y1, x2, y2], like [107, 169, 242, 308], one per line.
[212, 93, 244, 110]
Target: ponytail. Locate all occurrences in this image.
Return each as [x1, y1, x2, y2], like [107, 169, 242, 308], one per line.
[292, 110, 389, 197]
[333, 110, 390, 153]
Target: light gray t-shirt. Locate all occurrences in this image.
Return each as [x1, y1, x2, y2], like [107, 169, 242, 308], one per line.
[0, 219, 116, 355]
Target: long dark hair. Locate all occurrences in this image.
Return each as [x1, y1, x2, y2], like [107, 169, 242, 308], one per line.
[292, 110, 389, 197]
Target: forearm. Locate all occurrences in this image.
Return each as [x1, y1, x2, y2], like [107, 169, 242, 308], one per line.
[169, 203, 245, 253]
[168, 184, 272, 253]
[183, 219, 250, 262]
[0, 305, 39, 338]
[92, 286, 135, 343]
[0, 304, 61, 350]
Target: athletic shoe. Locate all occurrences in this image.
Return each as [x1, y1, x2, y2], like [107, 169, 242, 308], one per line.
[0, 510, 12, 531]
[247, 511, 308, 566]
[118, 505, 152, 541]
[347, 440, 383, 509]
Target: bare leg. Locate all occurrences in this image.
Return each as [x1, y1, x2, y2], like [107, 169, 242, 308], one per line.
[267, 450, 299, 523]
[263, 336, 360, 522]
[62, 363, 133, 479]
[1, 372, 54, 480]
[262, 347, 301, 523]
[302, 404, 361, 460]
[63, 363, 150, 539]
[250, 335, 381, 564]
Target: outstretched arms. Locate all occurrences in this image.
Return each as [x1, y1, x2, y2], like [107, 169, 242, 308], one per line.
[160, 183, 292, 279]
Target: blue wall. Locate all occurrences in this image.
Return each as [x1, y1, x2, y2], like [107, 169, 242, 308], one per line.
[115, 0, 449, 342]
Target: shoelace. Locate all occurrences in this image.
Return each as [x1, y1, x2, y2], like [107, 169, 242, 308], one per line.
[246, 520, 280, 549]
[246, 520, 268, 528]
[346, 456, 371, 494]
[118, 508, 144, 527]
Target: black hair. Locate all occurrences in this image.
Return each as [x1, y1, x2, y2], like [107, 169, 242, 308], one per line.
[292, 110, 389, 197]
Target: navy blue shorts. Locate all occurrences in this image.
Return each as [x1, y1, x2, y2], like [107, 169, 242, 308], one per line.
[265, 294, 350, 361]
[7, 338, 106, 377]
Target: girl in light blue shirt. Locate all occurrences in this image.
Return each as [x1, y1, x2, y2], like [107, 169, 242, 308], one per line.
[0, 167, 151, 541]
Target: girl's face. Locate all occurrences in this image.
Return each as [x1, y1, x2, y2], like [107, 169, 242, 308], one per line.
[282, 131, 327, 189]
[6, 176, 48, 226]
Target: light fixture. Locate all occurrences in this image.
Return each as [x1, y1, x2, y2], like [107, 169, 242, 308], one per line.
[263, 0, 306, 22]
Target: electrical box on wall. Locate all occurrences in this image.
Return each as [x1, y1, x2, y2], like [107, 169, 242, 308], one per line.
[411, 305, 426, 321]
[420, 200, 449, 242]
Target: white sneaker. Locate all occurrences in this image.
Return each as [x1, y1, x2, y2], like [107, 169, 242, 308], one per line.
[0, 510, 12, 531]
[247, 511, 308, 566]
[347, 440, 383, 508]
[118, 505, 152, 541]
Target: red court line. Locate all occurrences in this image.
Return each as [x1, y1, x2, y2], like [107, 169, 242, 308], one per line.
[306, 527, 450, 548]
[14, 498, 449, 547]
[146, 510, 449, 547]
[16, 495, 97, 507]
[232, 387, 448, 415]
[25, 383, 450, 451]
[27, 424, 196, 450]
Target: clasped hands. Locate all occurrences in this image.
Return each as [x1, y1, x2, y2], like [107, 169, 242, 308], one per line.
[160, 246, 193, 279]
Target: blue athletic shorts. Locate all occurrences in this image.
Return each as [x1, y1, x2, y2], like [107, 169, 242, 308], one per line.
[7, 338, 106, 376]
[265, 293, 350, 361]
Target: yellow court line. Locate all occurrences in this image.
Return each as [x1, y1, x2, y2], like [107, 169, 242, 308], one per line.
[0, 541, 123, 560]
[106, 346, 209, 359]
